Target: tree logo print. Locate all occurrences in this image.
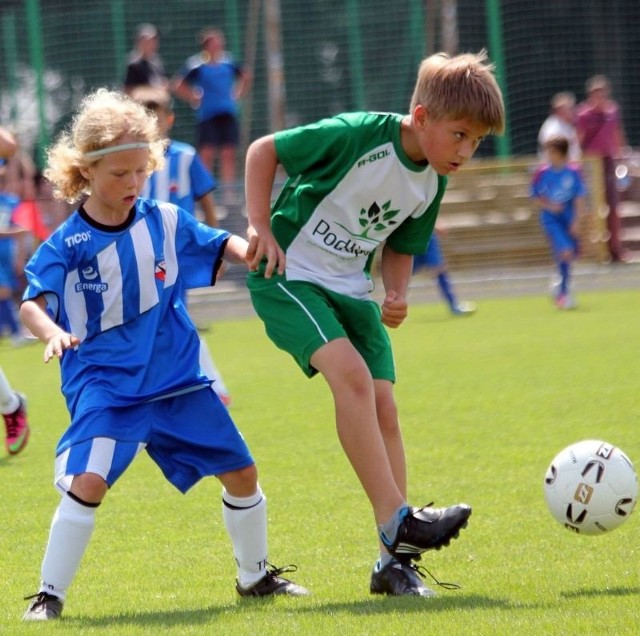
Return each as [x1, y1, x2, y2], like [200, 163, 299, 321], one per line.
[357, 201, 400, 238]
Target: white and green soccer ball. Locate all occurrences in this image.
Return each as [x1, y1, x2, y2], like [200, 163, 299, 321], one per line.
[544, 440, 638, 535]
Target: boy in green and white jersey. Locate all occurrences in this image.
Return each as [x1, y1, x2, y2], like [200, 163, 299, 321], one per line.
[244, 51, 505, 596]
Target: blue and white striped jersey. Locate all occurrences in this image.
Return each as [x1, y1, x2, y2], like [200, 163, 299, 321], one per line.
[22, 198, 230, 423]
[140, 140, 215, 215]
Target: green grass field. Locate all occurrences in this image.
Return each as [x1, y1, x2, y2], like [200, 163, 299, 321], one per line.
[1, 289, 638, 635]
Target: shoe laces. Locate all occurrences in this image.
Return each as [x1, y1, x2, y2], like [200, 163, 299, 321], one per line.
[411, 561, 461, 591]
[24, 591, 59, 605]
[264, 562, 298, 581]
[4, 408, 24, 439]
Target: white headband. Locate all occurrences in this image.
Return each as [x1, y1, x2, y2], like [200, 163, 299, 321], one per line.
[84, 142, 150, 159]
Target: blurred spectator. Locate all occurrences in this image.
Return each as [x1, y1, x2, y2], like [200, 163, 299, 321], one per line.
[0, 136, 43, 299]
[0, 160, 30, 345]
[123, 23, 168, 95]
[172, 27, 251, 205]
[0, 125, 30, 448]
[1, 136, 37, 202]
[576, 75, 627, 262]
[32, 172, 73, 236]
[0, 126, 17, 158]
[538, 92, 581, 162]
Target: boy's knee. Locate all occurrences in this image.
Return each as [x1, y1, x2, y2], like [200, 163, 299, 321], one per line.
[69, 472, 108, 504]
[218, 464, 258, 496]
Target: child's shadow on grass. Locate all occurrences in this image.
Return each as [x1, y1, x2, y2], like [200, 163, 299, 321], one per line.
[561, 586, 640, 599]
[292, 594, 537, 614]
[62, 594, 532, 628]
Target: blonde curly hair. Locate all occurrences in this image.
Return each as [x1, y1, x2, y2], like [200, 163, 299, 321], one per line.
[45, 89, 166, 203]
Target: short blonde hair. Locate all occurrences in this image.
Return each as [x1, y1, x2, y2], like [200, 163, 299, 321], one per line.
[410, 49, 505, 135]
[45, 89, 166, 203]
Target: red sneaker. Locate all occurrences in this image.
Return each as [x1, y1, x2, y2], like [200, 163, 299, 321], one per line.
[4, 393, 30, 455]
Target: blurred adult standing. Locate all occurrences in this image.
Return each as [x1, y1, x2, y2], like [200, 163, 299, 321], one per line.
[172, 27, 251, 205]
[123, 23, 168, 95]
[538, 92, 581, 163]
[576, 75, 627, 262]
[0, 126, 17, 158]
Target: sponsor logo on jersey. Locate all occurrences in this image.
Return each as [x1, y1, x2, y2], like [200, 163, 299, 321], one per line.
[357, 149, 391, 167]
[75, 281, 108, 293]
[75, 264, 107, 293]
[313, 220, 375, 257]
[82, 266, 99, 280]
[64, 230, 92, 247]
[155, 261, 167, 281]
[312, 200, 401, 257]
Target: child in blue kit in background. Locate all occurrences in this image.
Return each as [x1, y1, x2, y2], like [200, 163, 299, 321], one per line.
[20, 89, 307, 622]
[530, 136, 587, 310]
[132, 85, 232, 406]
[0, 183, 26, 343]
[412, 229, 476, 315]
[0, 125, 30, 454]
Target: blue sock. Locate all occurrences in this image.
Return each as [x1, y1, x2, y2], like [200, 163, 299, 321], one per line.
[436, 272, 456, 309]
[559, 262, 570, 295]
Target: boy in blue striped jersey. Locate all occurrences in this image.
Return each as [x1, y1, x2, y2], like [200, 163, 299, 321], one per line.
[20, 89, 307, 621]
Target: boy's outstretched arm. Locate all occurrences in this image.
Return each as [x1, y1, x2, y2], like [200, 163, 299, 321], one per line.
[223, 234, 250, 265]
[379, 244, 412, 328]
[19, 296, 80, 362]
[244, 135, 286, 279]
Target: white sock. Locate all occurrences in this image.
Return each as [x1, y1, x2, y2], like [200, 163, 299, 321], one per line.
[39, 494, 98, 601]
[199, 338, 229, 396]
[0, 368, 20, 414]
[222, 487, 268, 588]
[378, 552, 395, 569]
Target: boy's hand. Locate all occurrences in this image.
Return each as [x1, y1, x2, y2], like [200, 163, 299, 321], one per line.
[381, 290, 408, 328]
[44, 332, 80, 363]
[246, 226, 286, 279]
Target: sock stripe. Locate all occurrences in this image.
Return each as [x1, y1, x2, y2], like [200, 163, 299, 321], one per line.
[222, 495, 263, 511]
[66, 491, 101, 508]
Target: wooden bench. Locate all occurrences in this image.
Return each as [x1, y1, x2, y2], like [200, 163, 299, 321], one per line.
[435, 156, 607, 272]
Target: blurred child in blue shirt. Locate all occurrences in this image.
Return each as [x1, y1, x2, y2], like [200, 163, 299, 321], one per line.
[530, 136, 587, 310]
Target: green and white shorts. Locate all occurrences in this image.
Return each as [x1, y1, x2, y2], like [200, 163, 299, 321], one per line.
[247, 273, 396, 380]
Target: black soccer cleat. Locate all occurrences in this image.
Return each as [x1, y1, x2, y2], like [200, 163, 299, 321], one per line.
[382, 503, 472, 558]
[370, 558, 436, 597]
[23, 592, 64, 621]
[236, 563, 310, 598]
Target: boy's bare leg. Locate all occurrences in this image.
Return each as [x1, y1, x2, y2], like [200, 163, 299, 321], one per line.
[374, 379, 407, 498]
[311, 338, 405, 525]
[311, 338, 471, 558]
